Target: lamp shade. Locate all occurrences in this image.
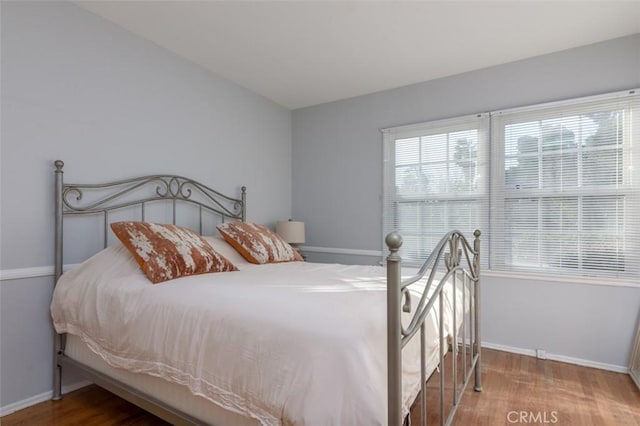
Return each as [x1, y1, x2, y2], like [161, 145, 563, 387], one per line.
[276, 220, 305, 244]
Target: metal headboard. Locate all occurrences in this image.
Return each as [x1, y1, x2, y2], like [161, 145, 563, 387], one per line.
[53, 159, 246, 281]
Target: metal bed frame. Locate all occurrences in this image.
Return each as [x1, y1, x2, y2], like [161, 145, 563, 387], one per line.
[52, 160, 482, 425]
[386, 230, 482, 425]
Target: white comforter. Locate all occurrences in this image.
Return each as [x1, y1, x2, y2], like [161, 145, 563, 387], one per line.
[51, 242, 460, 425]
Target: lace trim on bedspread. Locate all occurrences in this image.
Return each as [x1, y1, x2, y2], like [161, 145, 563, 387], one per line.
[57, 323, 281, 426]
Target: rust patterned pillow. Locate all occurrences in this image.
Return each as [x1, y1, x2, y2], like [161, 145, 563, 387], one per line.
[216, 222, 303, 264]
[111, 221, 238, 283]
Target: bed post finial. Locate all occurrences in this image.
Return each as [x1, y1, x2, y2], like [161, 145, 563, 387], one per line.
[55, 160, 64, 171]
[385, 232, 402, 253]
[385, 232, 403, 426]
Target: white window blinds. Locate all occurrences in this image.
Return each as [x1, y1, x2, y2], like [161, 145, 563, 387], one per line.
[490, 89, 639, 280]
[383, 114, 490, 265]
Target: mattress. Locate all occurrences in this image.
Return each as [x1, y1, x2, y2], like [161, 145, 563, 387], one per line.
[65, 333, 255, 425]
[52, 238, 468, 425]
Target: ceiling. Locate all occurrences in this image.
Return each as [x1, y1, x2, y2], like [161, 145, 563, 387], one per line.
[74, 1, 640, 110]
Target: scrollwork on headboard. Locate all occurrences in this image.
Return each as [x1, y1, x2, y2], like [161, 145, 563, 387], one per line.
[57, 160, 245, 220]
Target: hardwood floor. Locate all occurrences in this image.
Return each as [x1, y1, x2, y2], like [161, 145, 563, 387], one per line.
[412, 348, 640, 425]
[0, 385, 169, 426]
[1, 384, 170, 426]
[2, 349, 639, 425]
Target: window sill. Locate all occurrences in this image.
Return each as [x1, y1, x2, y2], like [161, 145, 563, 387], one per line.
[484, 269, 639, 288]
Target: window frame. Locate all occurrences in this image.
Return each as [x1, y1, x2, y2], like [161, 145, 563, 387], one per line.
[382, 113, 490, 266]
[489, 89, 638, 280]
[381, 89, 639, 283]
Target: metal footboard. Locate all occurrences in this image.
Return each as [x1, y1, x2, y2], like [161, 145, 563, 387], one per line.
[386, 230, 482, 426]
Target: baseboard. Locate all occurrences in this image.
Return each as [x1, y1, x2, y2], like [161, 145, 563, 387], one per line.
[0, 380, 92, 417]
[482, 341, 629, 374]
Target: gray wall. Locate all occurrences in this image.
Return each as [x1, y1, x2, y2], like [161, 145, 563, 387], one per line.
[1, 0, 638, 413]
[293, 35, 640, 368]
[0, 1, 291, 409]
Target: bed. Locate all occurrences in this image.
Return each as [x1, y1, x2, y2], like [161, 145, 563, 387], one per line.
[50, 160, 482, 426]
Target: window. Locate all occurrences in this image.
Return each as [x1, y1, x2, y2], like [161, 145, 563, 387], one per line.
[491, 90, 639, 280]
[382, 89, 639, 282]
[382, 114, 490, 265]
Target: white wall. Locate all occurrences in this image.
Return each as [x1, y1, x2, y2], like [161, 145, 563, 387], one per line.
[292, 34, 640, 370]
[0, 1, 291, 410]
